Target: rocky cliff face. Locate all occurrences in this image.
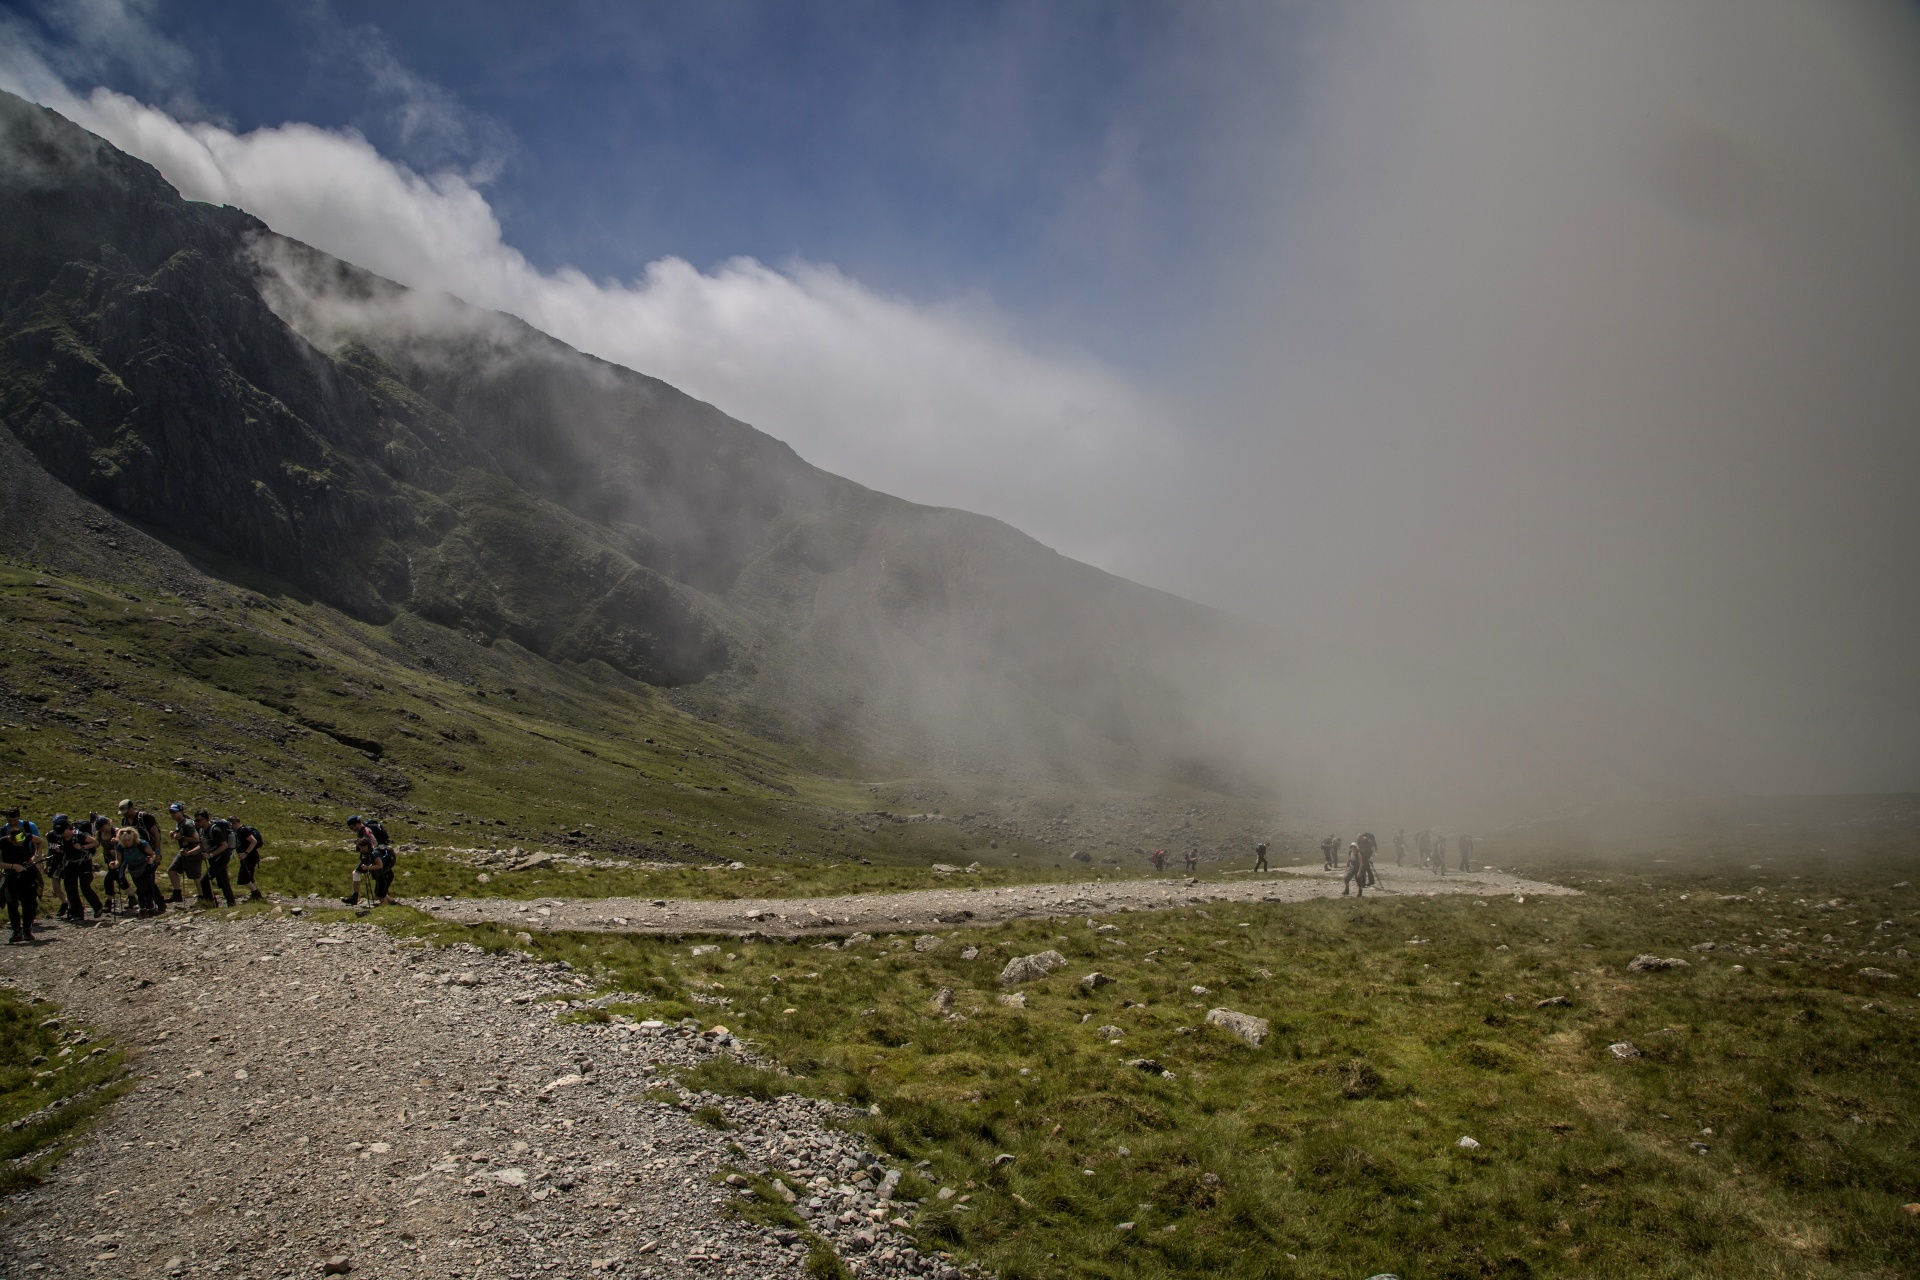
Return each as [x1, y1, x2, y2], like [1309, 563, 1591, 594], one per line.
[0, 90, 1240, 778]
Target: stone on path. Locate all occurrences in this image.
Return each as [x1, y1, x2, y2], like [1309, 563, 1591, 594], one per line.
[1627, 954, 1689, 972]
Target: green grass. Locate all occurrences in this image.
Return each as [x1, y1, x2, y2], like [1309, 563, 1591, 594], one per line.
[0, 986, 128, 1194]
[382, 861, 1920, 1280]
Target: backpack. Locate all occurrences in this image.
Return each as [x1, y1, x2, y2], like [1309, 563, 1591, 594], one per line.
[366, 820, 392, 849]
[233, 824, 264, 850]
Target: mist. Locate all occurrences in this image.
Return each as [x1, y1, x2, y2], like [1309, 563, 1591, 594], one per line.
[5, 0, 1919, 812]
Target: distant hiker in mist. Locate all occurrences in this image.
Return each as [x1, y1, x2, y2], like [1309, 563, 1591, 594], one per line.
[1415, 829, 1431, 869]
[1321, 835, 1338, 870]
[1253, 841, 1269, 872]
[1342, 842, 1366, 897]
[1394, 829, 1406, 866]
[1459, 833, 1474, 872]
[1149, 848, 1167, 873]
[1431, 834, 1447, 876]
[1183, 847, 1199, 873]
[1357, 831, 1379, 886]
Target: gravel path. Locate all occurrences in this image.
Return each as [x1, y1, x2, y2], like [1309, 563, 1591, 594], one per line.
[1, 913, 960, 1280]
[420, 864, 1575, 937]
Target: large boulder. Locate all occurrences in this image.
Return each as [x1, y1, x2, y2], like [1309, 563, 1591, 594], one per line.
[998, 950, 1067, 986]
[1626, 954, 1689, 972]
[1205, 1008, 1270, 1047]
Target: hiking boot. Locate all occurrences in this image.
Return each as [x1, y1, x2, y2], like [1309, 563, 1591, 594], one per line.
[341, 895, 358, 906]
[248, 891, 263, 901]
[169, 891, 183, 903]
[6, 930, 19, 945]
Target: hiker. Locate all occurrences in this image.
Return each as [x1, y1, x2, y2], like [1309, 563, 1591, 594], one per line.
[1431, 834, 1447, 876]
[1394, 829, 1406, 866]
[93, 814, 125, 915]
[344, 815, 396, 906]
[118, 799, 163, 852]
[1342, 841, 1366, 897]
[194, 809, 237, 908]
[1357, 831, 1379, 886]
[1458, 833, 1473, 872]
[1253, 841, 1269, 872]
[1183, 846, 1199, 874]
[166, 802, 204, 905]
[116, 825, 165, 916]
[2, 807, 44, 944]
[52, 815, 102, 922]
[231, 817, 264, 901]
[1320, 835, 1337, 870]
[1415, 829, 1431, 869]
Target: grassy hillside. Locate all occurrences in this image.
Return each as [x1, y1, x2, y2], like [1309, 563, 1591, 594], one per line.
[0, 556, 1270, 893]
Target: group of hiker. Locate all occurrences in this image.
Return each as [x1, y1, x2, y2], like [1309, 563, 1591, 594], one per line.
[1393, 827, 1474, 873]
[1, 799, 399, 945]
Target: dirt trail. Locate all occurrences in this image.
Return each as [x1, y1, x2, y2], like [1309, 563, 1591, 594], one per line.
[1, 913, 950, 1280]
[421, 864, 1575, 937]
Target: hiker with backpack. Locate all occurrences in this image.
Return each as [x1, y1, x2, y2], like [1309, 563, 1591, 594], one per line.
[231, 818, 264, 901]
[344, 815, 396, 906]
[2, 807, 45, 945]
[93, 814, 126, 915]
[113, 824, 166, 915]
[166, 802, 204, 905]
[1253, 841, 1270, 872]
[51, 814, 103, 922]
[194, 809, 238, 908]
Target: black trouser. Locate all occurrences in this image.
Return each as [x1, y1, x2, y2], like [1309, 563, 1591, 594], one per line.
[370, 865, 393, 899]
[100, 860, 128, 901]
[130, 865, 165, 913]
[199, 852, 236, 907]
[236, 849, 260, 890]
[62, 865, 102, 917]
[1254, 853, 1268, 871]
[5, 870, 39, 935]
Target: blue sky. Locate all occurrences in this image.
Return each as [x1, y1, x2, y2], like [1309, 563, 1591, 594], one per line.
[1, 0, 1307, 370]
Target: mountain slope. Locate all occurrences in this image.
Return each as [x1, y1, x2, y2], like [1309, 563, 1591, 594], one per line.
[0, 89, 1236, 783]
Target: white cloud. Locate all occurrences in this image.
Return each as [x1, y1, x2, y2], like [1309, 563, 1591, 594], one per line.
[0, 72, 1178, 572]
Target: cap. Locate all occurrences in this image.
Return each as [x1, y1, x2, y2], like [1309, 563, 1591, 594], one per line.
[346, 814, 364, 826]
[168, 802, 185, 813]
[116, 799, 132, 811]
[51, 814, 69, 829]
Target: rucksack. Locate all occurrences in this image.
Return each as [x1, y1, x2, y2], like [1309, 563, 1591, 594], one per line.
[366, 820, 391, 848]
[234, 824, 264, 850]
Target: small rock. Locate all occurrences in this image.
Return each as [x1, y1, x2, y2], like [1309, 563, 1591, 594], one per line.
[1457, 1136, 1481, 1150]
[1127, 1058, 1165, 1073]
[1205, 1007, 1269, 1047]
[914, 935, 943, 952]
[1080, 971, 1115, 989]
[512, 854, 556, 872]
[1859, 967, 1897, 979]
[960, 946, 979, 960]
[1627, 955, 1689, 972]
[994, 1153, 1016, 1166]
[1116, 1221, 1135, 1231]
[691, 945, 720, 957]
[931, 987, 955, 1015]
[1535, 995, 1570, 1008]
[1688, 942, 1715, 952]
[1609, 1041, 1642, 1059]
[1097, 1025, 1123, 1038]
[998, 951, 1067, 986]
[452, 972, 478, 986]
[725, 1173, 749, 1187]
[998, 992, 1027, 1008]
[320, 1257, 352, 1276]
